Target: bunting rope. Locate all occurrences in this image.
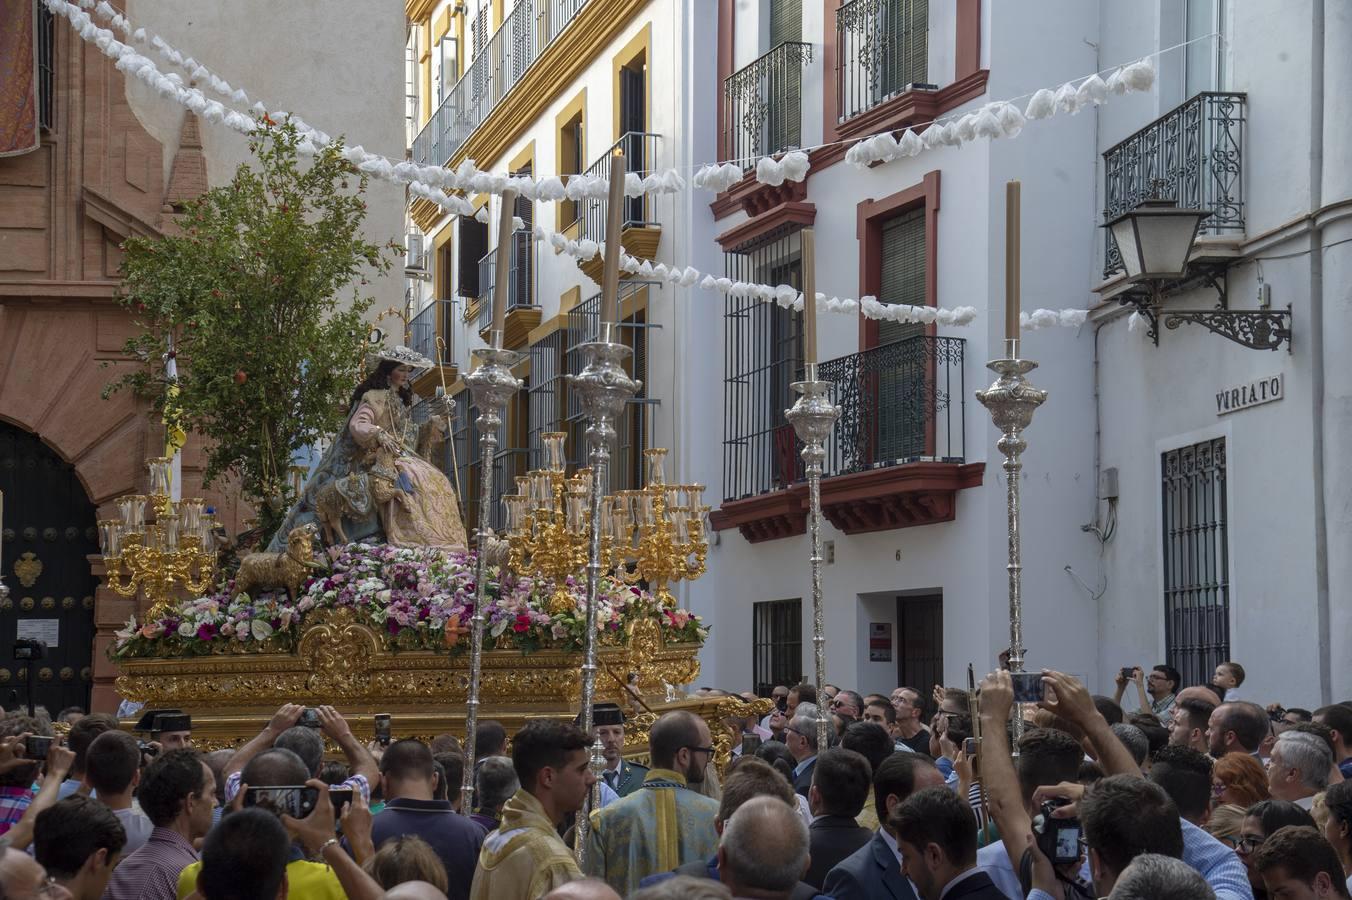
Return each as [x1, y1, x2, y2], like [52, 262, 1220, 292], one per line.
[52, 0, 1190, 331]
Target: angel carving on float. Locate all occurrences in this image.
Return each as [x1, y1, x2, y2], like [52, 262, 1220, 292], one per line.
[267, 345, 466, 552]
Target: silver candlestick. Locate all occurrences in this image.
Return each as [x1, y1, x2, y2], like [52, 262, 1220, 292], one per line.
[460, 342, 523, 813]
[568, 322, 640, 866]
[785, 369, 840, 757]
[975, 350, 1046, 747]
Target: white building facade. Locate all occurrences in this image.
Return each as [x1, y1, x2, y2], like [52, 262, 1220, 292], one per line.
[403, 0, 1350, 708]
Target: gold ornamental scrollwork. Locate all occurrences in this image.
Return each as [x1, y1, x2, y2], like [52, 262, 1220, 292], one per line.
[298, 608, 377, 700]
[14, 552, 42, 587]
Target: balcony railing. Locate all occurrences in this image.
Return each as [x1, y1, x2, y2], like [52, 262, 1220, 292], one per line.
[1102, 92, 1246, 277]
[818, 335, 965, 475]
[836, 0, 927, 123]
[408, 299, 456, 366]
[721, 333, 964, 501]
[578, 132, 660, 244]
[723, 42, 813, 162]
[475, 229, 536, 332]
[412, 0, 588, 167]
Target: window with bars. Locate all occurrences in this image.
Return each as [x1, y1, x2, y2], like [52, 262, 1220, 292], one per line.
[723, 228, 804, 501]
[753, 599, 802, 697]
[874, 206, 927, 459]
[1162, 437, 1230, 687]
[563, 287, 656, 491]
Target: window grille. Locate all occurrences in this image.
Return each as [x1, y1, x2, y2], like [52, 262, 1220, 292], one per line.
[1162, 437, 1229, 686]
[753, 599, 803, 697]
[37, 5, 54, 131]
[722, 228, 804, 501]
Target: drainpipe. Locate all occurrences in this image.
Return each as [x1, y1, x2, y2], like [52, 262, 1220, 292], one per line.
[1308, 0, 1331, 704]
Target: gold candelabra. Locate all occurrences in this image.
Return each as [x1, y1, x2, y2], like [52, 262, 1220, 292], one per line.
[100, 457, 217, 622]
[503, 433, 597, 615]
[611, 448, 708, 608]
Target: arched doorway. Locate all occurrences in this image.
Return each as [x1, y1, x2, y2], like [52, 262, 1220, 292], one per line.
[0, 422, 98, 715]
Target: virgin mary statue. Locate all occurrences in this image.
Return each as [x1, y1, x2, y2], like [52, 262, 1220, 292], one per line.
[267, 345, 467, 551]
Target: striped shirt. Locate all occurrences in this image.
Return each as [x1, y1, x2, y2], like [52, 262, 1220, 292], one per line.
[102, 826, 199, 900]
[0, 785, 33, 836]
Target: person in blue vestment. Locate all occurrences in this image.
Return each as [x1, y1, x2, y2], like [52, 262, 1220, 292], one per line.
[584, 711, 720, 896]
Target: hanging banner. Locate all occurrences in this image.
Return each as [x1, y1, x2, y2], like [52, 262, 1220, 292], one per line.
[0, 0, 41, 158]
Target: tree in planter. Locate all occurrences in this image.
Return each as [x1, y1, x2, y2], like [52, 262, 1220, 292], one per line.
[107, 120, 399, 544]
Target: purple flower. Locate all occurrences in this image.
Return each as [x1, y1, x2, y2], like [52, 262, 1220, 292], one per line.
[196, 623, 217, 641]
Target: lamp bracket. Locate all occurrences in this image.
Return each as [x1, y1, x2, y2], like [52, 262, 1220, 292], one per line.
[1162, 304, 1292, 352]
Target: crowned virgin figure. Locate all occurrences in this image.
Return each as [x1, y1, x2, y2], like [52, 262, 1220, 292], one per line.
[267, 345, 467, 551]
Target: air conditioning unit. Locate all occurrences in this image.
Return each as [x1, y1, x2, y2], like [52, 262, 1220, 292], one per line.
[404, 233, 429, 279]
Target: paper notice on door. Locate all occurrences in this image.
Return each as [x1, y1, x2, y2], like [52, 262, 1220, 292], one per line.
[16, 619, 59, 648]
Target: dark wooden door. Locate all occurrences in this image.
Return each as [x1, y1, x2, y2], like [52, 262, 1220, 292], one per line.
[1, 423, 98, 715]
[897, 592, 942, 692]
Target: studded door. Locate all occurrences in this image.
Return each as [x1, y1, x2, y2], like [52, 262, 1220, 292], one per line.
[0, 423, 98, 715]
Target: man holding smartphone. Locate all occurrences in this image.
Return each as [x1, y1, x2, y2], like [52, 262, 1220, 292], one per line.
[1112, 665, 1180, 721]
[221, 704, 379, 806]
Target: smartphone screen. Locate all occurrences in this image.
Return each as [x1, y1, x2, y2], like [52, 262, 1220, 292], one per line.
[741, 733, 761, 756]
[244, 786, 320, 818]
[962, 736, 978, 756]
[374, 714, 391, 746]
[1010, 672, 1045, 703]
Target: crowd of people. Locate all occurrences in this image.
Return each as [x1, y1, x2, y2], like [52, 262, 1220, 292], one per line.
[0, 658, 1349, 900]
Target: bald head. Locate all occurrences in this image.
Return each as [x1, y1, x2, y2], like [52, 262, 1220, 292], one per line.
[541, 879, 623, 900]
[383, 882, 450, 900]
[718, 794, 810, 896]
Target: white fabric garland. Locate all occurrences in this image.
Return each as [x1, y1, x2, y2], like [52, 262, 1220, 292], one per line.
[54, 0, 1102, 331]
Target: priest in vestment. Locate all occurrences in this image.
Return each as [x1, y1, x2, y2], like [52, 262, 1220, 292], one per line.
[470, 721, 593, 900]
[584, 711, 720, 895]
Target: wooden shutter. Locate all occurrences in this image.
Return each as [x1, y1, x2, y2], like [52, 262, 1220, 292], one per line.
[878, 207, 925, 346]
[769, 0, 802, 46]
[457, 216, 488, 298]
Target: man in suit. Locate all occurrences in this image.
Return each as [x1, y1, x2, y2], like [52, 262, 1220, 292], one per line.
[804, 749, 873, 888]
[891, 787, 1007, 900]
[785, 709, 833, 798]
[823, 754, 947, 900]
[585, 703, 648, 798]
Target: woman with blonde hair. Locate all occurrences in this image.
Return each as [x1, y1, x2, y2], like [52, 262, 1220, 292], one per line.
[1206, 802, 1247, 848]
[1212, 751, 1270, 809]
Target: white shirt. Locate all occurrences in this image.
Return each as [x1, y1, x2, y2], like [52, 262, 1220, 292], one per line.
[880, 827, 904, 865]
[113, 807, 154, 854]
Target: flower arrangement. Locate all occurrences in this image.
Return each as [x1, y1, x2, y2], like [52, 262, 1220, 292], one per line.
[111, 542, 707, 659]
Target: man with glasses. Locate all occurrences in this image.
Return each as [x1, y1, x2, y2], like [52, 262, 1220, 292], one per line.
[890, 688, 932, 755]
[0, 838, 74, 899]
[783, 711, 833, 798]
[585, 711, 720, 896]
[831, 691, 864, 720]
[1113, 665, 1180, 720]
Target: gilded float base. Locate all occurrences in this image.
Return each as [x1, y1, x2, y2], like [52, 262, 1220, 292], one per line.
[114, 607, 731, 754]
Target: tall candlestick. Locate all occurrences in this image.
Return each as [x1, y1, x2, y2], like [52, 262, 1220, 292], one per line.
[599, 151, 627, 327]
[490, 190, 518, 347]
[801, 227, 817, 369]
[1005, 181, 1021, 347]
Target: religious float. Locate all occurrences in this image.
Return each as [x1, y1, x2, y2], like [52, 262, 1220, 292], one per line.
[101, 341, 754, 761]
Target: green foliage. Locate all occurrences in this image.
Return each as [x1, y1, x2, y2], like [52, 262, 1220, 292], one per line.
[107, 120, 398, 541]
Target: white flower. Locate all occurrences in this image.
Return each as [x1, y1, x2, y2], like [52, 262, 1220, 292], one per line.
[177, 621, 196, 638]
[251, 619, 274, 641]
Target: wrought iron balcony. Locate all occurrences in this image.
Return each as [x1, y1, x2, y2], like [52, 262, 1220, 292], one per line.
[723, 42, 813, 162]
[408, 299, 456, 366]
[475, 229, 537, 333]
[715, 333, 977, 542]
[577, 132, 661, 244]
[412, 0, 588, 167]
[836, 0, 928, 123]
[819, 335, 965, 474]
[1102, 92, 1246, 278]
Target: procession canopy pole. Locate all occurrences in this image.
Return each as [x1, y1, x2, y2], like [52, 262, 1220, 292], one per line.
[976, 180, 1045, 749]
[459, 190, 525, 812]
[784, 226, 838, 759]
[570, 149, 639, 866]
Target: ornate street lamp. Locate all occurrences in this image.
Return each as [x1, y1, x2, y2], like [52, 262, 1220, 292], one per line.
[1104, 192, 1291, 352]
